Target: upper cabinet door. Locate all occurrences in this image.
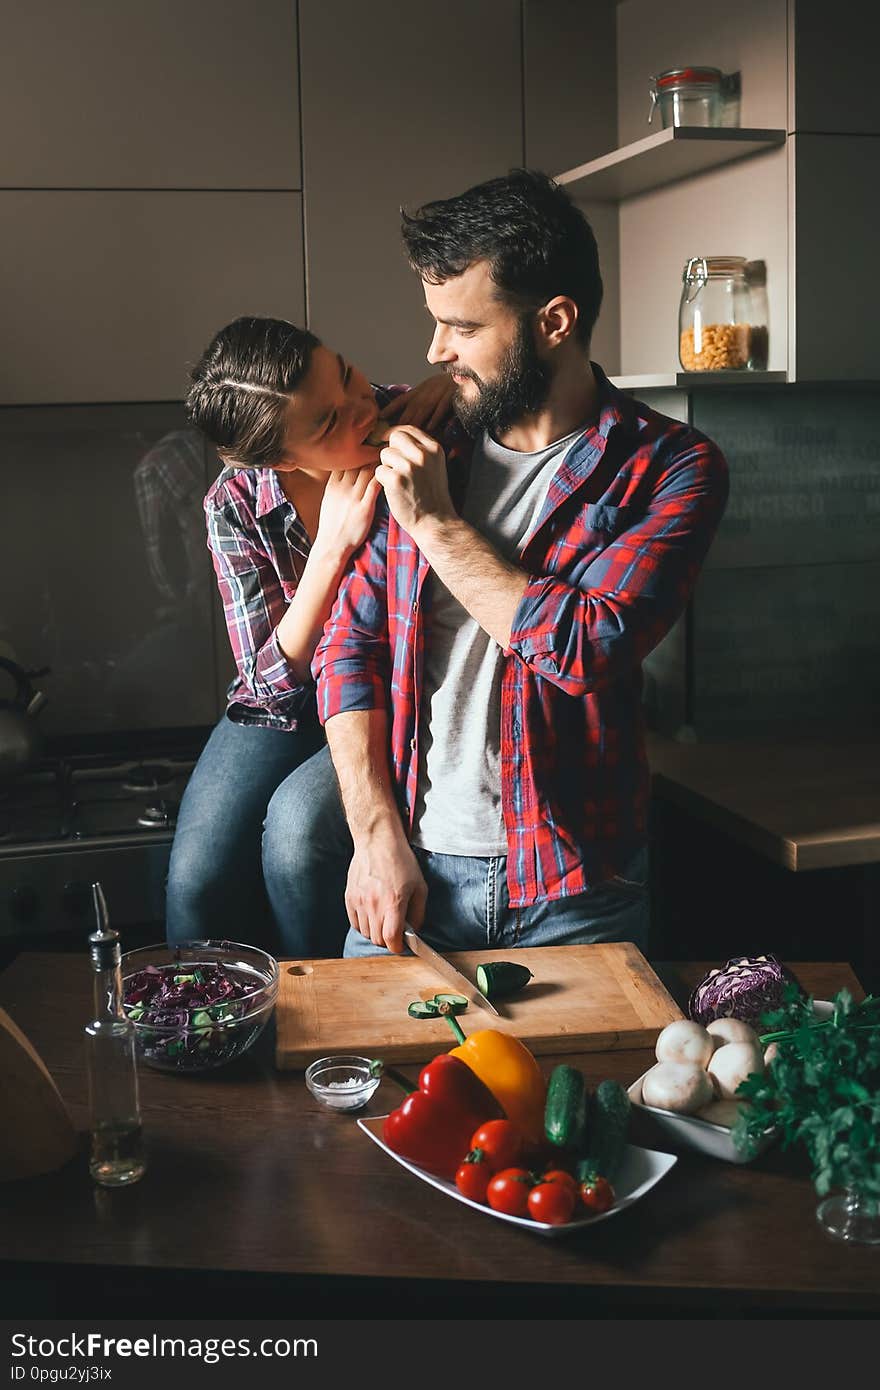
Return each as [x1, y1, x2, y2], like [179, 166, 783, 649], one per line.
[0, 191, 305, 403]
[0, 1, 301, 189]
[299, 0, 523, 386]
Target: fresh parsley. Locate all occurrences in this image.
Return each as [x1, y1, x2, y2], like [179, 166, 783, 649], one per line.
[732, 984, 880, 1201]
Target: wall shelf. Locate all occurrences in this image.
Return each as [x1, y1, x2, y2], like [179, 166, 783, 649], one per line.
[556, 127, 787, 202]
[612, 370, 788, 390]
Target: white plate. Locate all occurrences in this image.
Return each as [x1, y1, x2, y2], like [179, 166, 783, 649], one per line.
[627, 1001, 833, 1163]
[358, 1115, 677, 1238]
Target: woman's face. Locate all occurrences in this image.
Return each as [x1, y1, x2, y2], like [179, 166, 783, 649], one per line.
[276, 345, 381, 473]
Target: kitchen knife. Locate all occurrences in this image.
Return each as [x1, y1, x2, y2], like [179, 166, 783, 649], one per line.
[403, 927, 500, 1018]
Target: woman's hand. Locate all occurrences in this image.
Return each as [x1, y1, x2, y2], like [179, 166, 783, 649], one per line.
[378, 373, 455, 433]
[314, 466, 382, 562]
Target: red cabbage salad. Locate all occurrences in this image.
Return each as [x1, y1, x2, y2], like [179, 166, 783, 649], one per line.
[123, 961, 267, 1066]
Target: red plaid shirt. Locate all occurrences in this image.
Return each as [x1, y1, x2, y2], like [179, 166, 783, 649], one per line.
[314, 365, 728, 907]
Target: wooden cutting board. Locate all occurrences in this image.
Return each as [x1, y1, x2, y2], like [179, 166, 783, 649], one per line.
[276, 942, 683, 1070]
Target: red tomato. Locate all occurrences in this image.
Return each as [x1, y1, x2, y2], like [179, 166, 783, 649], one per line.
[579, 1176, 615, 1214]
[454, 1157, 491, 1203]
[468, 1119, 523, 1173]
[486, 1167, 534, 1217]
[527, 1180, 576, 1225]
[541, 1168, 578, 1195]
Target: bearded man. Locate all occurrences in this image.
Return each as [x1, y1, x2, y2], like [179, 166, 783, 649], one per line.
[306, 168, 729, 957]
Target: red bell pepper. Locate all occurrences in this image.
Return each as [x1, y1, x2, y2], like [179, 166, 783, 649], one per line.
[381, 1054, 503, 1179]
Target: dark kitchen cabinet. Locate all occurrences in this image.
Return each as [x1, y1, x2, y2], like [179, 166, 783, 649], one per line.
[298, 0, 524, 385]
[0, 1, 301, 190]
[0, 190, 306, 405]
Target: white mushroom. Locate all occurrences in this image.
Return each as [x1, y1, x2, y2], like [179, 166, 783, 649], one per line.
[707, 1041, 764, 1099]
[706, 1018, 760, 1048]
[641, 1061, 714, 1114]
[655, 1019, 715, 1068]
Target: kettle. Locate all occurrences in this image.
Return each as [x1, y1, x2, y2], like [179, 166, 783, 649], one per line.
[0, 657, 49, 779]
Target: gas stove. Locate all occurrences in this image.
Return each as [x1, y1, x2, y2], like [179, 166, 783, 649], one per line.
[0, 752, 197, 939]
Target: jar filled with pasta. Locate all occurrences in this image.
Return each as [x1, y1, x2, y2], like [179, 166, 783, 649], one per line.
[679, 256, 760, 371]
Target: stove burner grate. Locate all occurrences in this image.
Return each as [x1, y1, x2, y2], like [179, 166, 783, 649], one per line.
[136, 800, 179, 830]
[123, 762, 176, 794]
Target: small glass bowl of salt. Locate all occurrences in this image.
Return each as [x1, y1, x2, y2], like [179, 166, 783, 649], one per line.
[305, 1055, 381, 1112]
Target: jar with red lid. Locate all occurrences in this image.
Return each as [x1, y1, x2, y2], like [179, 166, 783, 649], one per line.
[648, 67, 723, 128]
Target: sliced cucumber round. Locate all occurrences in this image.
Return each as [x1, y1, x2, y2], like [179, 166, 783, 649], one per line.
[407, 1000, 440, 1019]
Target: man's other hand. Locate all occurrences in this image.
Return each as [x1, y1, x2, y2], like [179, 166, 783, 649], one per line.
[375, 426, 454, 539]
[345, 825, 428, 954]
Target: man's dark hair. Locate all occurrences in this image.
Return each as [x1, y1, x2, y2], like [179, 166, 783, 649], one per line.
[187, 316, 320, 468]
[401, 168, 602, 346]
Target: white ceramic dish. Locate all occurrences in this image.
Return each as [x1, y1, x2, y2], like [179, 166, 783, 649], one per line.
[628, 1000, 833, 1163]
[358, 1114, 677, 1238]
[627, 1071, 775, 1163]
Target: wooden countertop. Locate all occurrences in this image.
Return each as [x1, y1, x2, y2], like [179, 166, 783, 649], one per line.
[0, 952, 875, 1319]
[647, 732, 880, 870]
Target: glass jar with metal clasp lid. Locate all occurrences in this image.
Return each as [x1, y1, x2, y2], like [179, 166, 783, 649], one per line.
[678, 255, 761, 372]
[648, 67, 724, 129]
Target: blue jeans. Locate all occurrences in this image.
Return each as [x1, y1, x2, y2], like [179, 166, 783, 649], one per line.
[343, 845, 649, 958]
[165, 717, 352, 956]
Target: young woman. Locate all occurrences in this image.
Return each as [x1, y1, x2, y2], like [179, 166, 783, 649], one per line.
[165, 315, 452, 955]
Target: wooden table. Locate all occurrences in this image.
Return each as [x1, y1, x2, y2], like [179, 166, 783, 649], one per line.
[0, 954, 876, 1319]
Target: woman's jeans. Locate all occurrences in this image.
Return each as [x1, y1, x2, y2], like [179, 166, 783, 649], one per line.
[165, 716, 352, 956]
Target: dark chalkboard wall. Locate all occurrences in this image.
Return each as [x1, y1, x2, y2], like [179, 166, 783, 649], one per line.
[643, 384, 880, 739]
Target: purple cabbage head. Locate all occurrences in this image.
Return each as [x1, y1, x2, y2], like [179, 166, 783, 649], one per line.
[688, 954, 803, 1029]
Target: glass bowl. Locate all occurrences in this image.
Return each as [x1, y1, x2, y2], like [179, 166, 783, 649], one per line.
[121, 940, 278, 1073]
[305, 1055, 381, 1111]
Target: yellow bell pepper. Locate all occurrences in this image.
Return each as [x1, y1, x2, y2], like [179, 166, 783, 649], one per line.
[448, 1029, 546, 1145]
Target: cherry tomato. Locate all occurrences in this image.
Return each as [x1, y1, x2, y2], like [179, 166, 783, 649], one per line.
[541, 1168, 578, 1195]
[486, 1167, 534, 1217]
[468, 1119, 523, 1173]
[454, 1155, 491, 1203]
[527, 1180, 576, 1225]
[579, 1176, 615, 1214]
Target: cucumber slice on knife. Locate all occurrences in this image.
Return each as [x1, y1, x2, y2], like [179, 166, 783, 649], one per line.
[475, 962, 533, 1000]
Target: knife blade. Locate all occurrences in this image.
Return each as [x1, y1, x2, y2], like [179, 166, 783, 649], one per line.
[403, 927, 500, 1018]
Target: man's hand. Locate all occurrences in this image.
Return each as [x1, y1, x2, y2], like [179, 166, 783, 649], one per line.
[375, 426, 455, 539]
[345, 824, 428, 955]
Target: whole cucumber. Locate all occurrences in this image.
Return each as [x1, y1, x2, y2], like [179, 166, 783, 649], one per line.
[544, 1064, 588, 1149]
[576, 1079, 631, 1182]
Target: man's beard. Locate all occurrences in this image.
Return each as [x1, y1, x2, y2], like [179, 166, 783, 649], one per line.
[450, 317, 552, 438]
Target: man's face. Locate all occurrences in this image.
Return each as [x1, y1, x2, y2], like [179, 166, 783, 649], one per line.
[276, 344, 379, 473]
[423, 260, 552, 437]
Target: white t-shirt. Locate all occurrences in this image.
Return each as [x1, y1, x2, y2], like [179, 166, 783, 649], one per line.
[411, 426, 582, 855]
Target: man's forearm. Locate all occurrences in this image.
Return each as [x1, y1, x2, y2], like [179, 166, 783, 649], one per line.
[414, 515, 528, 649]
[324, 708, 427, 949]
[324, 708, 405, 841]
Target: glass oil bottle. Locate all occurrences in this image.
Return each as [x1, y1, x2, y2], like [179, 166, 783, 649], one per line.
[85, 883, 147, 1186]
